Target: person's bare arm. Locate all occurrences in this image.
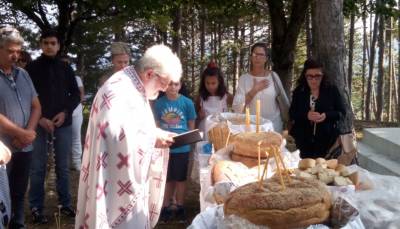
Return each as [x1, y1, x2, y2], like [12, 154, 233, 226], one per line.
[26, 96, 41, 131]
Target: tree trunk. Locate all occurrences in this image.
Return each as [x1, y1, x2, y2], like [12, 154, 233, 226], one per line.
[267, 0, 311, 93]
[365, 14, 379, 120]
[232, 22, 239, 94]
[305, 7, 313, 58]
[398, 0, 400, 121]
[172, 6, 182, 57]
[250, 17, 254, 45]
[386, 18, 393, 122]
[238, 26, 246, 94]
[375, 14, 385, 121]
[347, 12, 355, 96]
[199, 8, 206, 74]
[217, 22, 222, 67]
[361, 0, 367, 120]
[191, 9, 196, 94]
[312, 0, 353, 133]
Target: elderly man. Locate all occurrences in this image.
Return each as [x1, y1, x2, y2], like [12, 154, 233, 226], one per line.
[98, 41, 131, 87]
[0, 26, 41, 229]
[75, 44, 182, 228]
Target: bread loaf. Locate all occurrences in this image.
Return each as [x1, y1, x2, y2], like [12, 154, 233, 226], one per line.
[211, 160, 250, 185]
[230, 131, 283, 158]
[224, 176, 331, 228]
[298, 159, 316, 170]
[231, 153, 267, 168]
[208, 123, 230, 151]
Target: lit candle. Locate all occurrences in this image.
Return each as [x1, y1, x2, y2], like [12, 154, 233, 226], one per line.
[256, 99, 260, 133]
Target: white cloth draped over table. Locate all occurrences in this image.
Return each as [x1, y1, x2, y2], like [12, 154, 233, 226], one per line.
[75, 67, 169, 229]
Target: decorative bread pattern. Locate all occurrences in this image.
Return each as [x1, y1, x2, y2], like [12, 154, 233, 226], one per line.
[230, 131, 283, 158]
[224, 176, 331, 228]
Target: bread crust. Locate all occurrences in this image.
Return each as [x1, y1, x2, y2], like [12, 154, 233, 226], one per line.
[224, 176, 331, 228]
[230, 131, 283, 158]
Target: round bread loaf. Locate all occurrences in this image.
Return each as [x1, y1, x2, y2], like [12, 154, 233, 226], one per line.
[230, 131, 283, 158]
[224, 176, 331, 228]
[212, 160, 250, 185]
[231, 153, 267, 168]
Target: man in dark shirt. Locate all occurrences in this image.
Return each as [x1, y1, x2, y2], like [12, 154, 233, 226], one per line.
[26, 30, 80, 224]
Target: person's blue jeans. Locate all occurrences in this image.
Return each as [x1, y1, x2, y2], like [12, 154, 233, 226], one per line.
[6, 151, 32, 228]
[29, 126, 72, 212]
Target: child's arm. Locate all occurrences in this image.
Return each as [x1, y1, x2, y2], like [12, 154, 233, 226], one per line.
[187, 120, 195, 131]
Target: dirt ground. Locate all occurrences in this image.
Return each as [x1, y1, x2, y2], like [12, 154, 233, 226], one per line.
[24, 171, 200, 229]
[23, 120, 399, 228]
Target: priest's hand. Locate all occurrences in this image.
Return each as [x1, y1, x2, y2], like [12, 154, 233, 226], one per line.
[155, 130, 176, 148]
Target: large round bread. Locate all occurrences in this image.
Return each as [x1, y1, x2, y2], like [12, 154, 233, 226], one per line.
[231, 153, 267, 168]
[230, 131, 283, 158]
[224, 176, 331, 228]
[212, 160, 250, 185]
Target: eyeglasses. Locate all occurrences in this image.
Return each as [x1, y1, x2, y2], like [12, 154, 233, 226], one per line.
[252, 52, 266, 58]
[306, 74, 323, 81]
[154, 72, 170, 88]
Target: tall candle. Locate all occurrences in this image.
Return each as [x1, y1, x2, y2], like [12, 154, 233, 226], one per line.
[256, 99, 260, 133]
[245, 107, 250, 130]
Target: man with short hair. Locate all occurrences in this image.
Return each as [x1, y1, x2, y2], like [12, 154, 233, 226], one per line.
[0, 26, 41, 229]
[75, 44, 182, 228]
[26, 30, 80, 224]
[98, 41, 131, 87]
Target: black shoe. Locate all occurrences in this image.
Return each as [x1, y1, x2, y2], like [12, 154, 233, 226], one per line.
[159, 206, 172, 223]
[31, 208, 48, 224]
[175, 205, 187, 223]
[8, 221, 26, 229]
[60, 206, 76, 217]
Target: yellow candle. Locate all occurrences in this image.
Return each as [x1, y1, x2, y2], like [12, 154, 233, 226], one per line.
[256, 99, 260, 133]
[245, 107, 250, 130]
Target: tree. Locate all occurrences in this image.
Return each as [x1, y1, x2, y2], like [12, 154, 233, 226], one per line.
[5, 0, 123, 53]
[375, 12, 385, 121]
[312, 0, 353, 133]
[267, 0, 311, 93]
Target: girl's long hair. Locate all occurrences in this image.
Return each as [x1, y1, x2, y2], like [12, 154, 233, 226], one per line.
[198, 62, 227, 100]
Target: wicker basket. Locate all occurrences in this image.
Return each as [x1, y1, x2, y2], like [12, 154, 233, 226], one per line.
[208, 122, 230, 151]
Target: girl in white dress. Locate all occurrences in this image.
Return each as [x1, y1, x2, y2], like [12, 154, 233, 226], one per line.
[195, 62, 233, 140]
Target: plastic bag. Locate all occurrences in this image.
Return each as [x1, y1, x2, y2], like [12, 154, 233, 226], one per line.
[337, 166, 400, 229]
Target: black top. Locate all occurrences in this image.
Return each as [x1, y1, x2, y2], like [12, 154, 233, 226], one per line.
[26, 54, 80, 127]
[289, 84, 346, 158]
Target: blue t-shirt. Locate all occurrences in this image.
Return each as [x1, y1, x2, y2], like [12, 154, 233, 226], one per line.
[154, 94, 197, 153]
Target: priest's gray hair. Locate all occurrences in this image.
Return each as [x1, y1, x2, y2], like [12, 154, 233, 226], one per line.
[135, 44, 182, 82]
[0, 26, 24, 48]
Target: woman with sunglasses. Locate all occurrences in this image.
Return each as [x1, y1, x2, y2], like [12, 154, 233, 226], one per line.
[289, 59, 346, 159]
[232, 42, 289, 133]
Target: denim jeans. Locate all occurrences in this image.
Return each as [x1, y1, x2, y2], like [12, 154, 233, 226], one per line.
[71, 112, 83, 169]
[29, 126, 72, 212]
[7, 151, 32, 227]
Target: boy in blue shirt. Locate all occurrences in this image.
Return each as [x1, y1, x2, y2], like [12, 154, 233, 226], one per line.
[153, 80, 196, 223]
